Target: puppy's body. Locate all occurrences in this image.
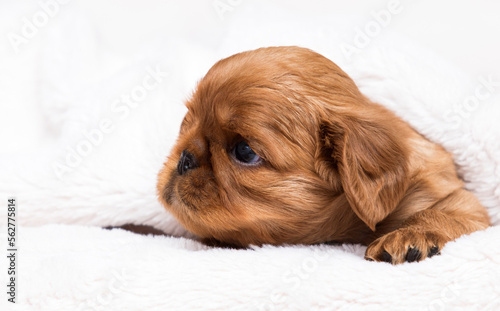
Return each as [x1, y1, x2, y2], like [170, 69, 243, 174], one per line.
[157, 46, 490, 264]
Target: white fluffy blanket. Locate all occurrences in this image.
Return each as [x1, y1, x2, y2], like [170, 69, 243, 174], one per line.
[1, 3, 499, 311]
[4, 225, 500, 311]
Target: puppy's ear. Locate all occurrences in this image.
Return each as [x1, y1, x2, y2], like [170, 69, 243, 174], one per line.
[319, 110, 409, 231]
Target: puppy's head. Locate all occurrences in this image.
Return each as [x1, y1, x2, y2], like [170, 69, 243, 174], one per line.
[157, 46, 409, 246]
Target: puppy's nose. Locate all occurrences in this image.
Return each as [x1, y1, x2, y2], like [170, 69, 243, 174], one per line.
[177, 150, 199, 175]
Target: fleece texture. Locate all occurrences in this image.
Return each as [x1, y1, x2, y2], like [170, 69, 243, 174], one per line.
[0, 224, 499, 311]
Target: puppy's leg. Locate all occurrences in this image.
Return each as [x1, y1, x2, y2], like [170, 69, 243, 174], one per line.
[200, 238, 247, 249]
[365, 189, 490, 264]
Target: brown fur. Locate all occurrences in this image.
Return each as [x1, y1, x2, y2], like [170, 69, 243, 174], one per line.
[157, 46, 490, 264]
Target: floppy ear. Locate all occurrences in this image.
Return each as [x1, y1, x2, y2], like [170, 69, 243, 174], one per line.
[319, 111, 410, 231]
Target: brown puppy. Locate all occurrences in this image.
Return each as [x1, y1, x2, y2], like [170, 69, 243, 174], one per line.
[157, 46, 490, 264]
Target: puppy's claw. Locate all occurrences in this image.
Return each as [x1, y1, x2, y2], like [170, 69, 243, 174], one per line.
[380, 251, 393, 263]
[405, 247, 422, 262]
[428, 246, 440, 258]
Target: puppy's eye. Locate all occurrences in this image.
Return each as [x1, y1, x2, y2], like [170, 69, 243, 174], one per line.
[233, 141, 262, 165]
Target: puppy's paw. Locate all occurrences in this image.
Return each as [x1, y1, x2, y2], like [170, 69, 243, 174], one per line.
[364, 228, 447, 264]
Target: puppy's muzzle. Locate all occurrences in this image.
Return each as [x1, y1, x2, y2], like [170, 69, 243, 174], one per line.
[177, 150, 199, 175]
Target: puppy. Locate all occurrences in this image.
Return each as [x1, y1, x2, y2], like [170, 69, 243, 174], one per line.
[157, 46, 490, 264]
